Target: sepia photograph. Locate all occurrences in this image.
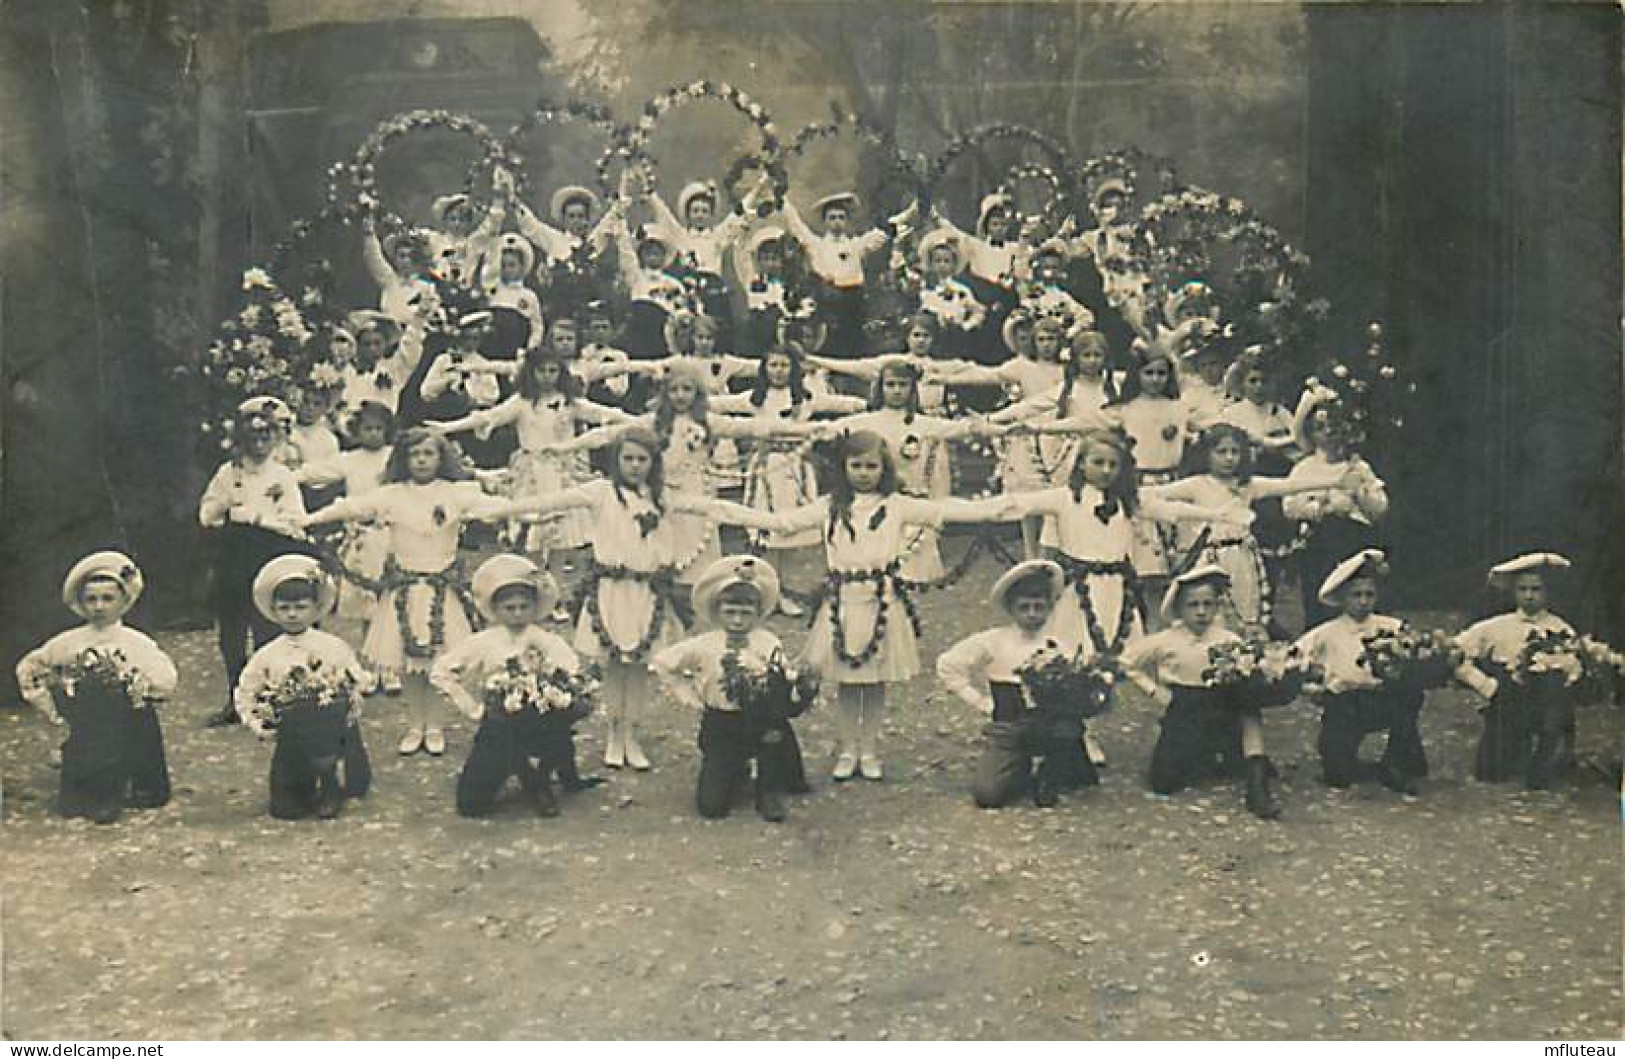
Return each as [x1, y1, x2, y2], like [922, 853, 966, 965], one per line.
[1, 0, 1620, 1042]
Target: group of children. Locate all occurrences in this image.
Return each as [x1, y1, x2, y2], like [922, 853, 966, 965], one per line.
[17, 150, 1618, 826]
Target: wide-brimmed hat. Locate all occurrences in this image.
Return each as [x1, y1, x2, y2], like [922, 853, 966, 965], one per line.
[989, 560, 1065, 613]
[550, 185, 600, 222]
[431, 193, 474, 224]
[692, 554, 781, 622]
[1487, 551, 1571, 588]
[811, 191, 860, 216]
[977, 192, 1015, 235]
[916, 228, 963, 271]
[494, 232, 536, 276]
[1290, 384, 1339, 451]
[252, 554, 337, 623]
[745, 225, 790, 257]
[471, 553, 559, 621]
[677, 180, 720, 219]
[1159, 563, 1231, 623]
[62, 551, 144, 619]
[1317, 548, 1389, 604]
[235, 396, 293, 432]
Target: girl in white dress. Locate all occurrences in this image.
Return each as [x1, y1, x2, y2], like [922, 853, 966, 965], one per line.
[718, 430, 1019, 782]
[426, 345, 629, 613]
[711, 344, 865, 615]
[508, 427, 758, 771]
[297, 401, 396, 628]
[1107, 346, 1203, 613]
[1155, 424, 1354, 634]
[538, 363, 805, 592]
[939, 314, 1070, 557]
[834, 362, 1008, 582]
[991, 427, 1252, 660]
[299, 428, 514, 759]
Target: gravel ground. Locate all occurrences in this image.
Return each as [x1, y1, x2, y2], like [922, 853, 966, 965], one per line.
[3, 560, 1619, 1040]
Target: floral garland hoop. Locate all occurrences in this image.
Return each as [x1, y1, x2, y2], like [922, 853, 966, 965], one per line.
[329, 109, 518, 232]
[610, 80, 784, 204]
[780, 112, 925, 208]
[925, 122, 1076, 219]
[471, 99, 624, 204]
[1000, 162, 1071, 230]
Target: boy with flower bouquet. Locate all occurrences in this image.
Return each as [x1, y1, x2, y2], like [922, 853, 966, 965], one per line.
[1122, 565, 1286, 819]
[1455, 553, 1624, 789]
[1294, 550, 1436, 794]
[17, 552, 178, 823]
[937, 561, 1109, 809]
[430, 554, 601, 818]
[652, 556, 817, 822]
[235, 557, 373, 820]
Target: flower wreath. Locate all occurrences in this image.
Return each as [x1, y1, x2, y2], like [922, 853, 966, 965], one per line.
[925, 122, 1076, 210]
[999, 162, 1072, 231]
[473, 98, 625, 204]
[1125, 184, 1329, 375]
[781, 111, 925, 208]
[198, 267, 326, 454]
[331, 109, 518, 234]
[1076, 148, 1180, 216]
[610, 80, 784, 206]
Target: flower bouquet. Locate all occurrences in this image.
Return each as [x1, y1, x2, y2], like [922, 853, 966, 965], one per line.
[1510, 628, 1624, 706]
[482, 655, 600, 725]
[1203, 638, 1317, 707]
[722, 651, 820, 731]
[1015, 640, 1117, 739]
[1358, 625, 1460, 689]
[249, 660, 358, 767]
[48, 647, 154, 770]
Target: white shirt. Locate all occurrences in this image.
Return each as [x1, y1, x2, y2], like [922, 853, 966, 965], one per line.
[16, 622, 178, 720]
[936, 627, 1075, 712]
[429, 624, 582, 719]
[198, 458, 308, 536]
[1295, 613, 1405, 692]
[1121, 622, 1242, 693]
[780, 202, 886, 288]
[651, 628, 786, 713]
[233, 629, 372, 735]
[1455, 610, 1578, 697]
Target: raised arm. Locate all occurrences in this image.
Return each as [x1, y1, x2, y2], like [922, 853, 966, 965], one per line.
[300, 492, 384, 529]
[1138, 487, 1255, 529]
[428, 395, 523, 439]
[778, 200, 818, 250]
[673, 494, 821, 535]
[360, 218, 398, 290]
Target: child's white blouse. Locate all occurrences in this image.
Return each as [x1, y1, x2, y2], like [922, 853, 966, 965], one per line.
[651, 628, 785, 712]
[1121, 623, 1241, 690]
[198, 458, 308, 535]
[1454, 611, 1578, 696]
[16, 623, 178, 717]
[429, 625, 582, 719]
[936, 627, 1072, 710]
[233, 629, 372, 734]
[1294, 613, 1405, 691]
[320, 481, 507, 573]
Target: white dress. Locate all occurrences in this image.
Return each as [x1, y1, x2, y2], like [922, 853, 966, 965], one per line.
[712, 388, 862, 551]
[841, 409, 981, 582]
[768, 494, 949, 684]
[319, 481, 507, 675]
[546, 479, 696, 664]
[466, 394, 628, 551]
[1115, 396, 1197, 576]
[299, 447, 391, 621]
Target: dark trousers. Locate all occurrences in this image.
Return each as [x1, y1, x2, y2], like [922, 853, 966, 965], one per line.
[269, 720, 370, 820]
[214, 525, 313, 698]
[695, 709, 807, 819]
[1148, 687, 1245, 795]
[58, 704, 171, 821]
[456, 712, 579, 816]
[972, 719, 1097, 809]
[1475, 677, 1576, 788]
[1317, 687, 1427, 786]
